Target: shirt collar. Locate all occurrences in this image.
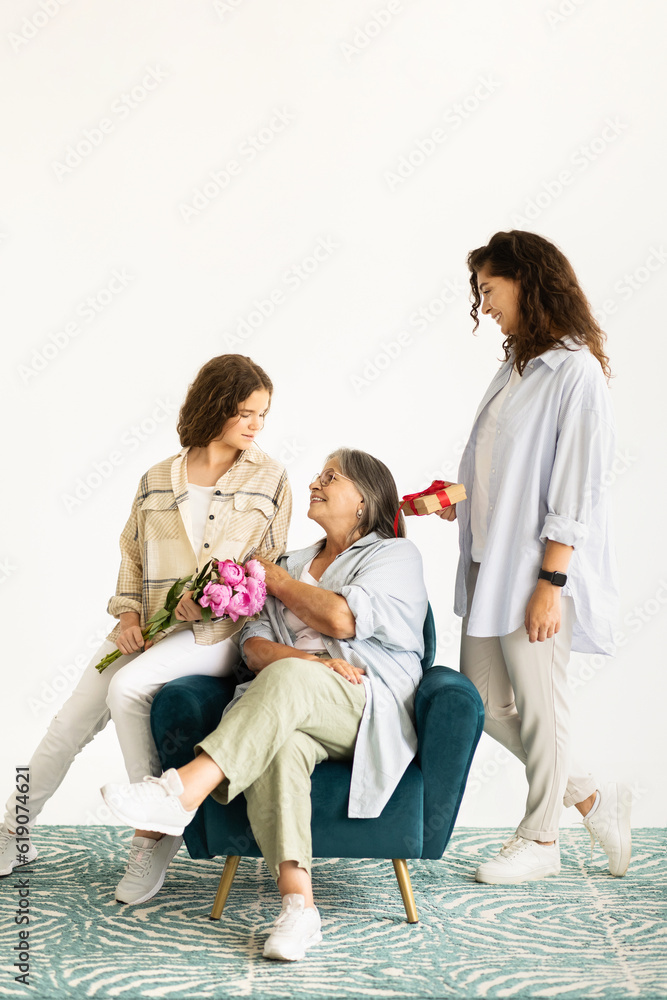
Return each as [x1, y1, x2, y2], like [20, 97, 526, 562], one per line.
[532, 337, 579, 371]
[283, 530, 382, 574]
[177, 442, 265, 466]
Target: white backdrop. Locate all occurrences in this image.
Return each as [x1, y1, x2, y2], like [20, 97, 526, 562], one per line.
[2, 0, 665, 829]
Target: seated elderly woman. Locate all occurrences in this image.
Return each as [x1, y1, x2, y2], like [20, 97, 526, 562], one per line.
[102, 448, 428, 962]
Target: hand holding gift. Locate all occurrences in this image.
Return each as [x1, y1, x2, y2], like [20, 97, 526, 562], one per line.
[434, 481, 459, 522]
[394, 480, 466, 534]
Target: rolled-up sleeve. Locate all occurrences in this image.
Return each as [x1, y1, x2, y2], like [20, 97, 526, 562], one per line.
[339, 539, 427, 652]
[540, 405, 616, 549]
[238, 594, 281, 658]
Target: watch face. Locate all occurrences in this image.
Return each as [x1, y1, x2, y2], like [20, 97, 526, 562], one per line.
[552, 572, 567, 587]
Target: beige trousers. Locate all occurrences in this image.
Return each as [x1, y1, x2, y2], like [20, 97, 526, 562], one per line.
[196, 657, 367, 881]
[460, 562, 596, 841]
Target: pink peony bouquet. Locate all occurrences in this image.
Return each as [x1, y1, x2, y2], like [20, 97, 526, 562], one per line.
[199, 559, 266, 621]
[95, 557, 267, 672]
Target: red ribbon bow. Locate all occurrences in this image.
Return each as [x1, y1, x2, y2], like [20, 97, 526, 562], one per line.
[393, 481, 452, 536]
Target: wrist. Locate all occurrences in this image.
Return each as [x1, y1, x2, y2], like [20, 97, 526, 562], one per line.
[272, 573, 291, 603]
[538, 569, 567, 587]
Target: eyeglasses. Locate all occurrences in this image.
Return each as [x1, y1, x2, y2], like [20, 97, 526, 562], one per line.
[310, 468, 355, 488]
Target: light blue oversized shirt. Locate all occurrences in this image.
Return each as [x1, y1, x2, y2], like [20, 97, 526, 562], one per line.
[454, 342, 619, 655]
[235, 532, 428, 818]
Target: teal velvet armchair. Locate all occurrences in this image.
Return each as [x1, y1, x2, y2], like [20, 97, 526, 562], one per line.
[150, 604, 484, 923]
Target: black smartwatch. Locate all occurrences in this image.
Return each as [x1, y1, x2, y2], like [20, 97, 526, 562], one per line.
[538, 569, 567, 587]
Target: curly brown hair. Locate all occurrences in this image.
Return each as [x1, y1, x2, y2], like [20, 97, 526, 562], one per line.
[177, 355, 273, 448]
[467, 230, 611, 378]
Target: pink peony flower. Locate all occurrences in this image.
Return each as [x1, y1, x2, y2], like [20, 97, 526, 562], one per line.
[226, 589, 255, 622]
[244, 559, 266, 582]
[244, 576, 267, 615]
[218, 559, 245, 587]
[199, 582, 233, 617]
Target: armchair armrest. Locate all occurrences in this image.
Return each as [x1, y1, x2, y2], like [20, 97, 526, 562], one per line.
[415, 665, 484, 860]
[150, 675, 237, 771]
[150, 675, 241, 861]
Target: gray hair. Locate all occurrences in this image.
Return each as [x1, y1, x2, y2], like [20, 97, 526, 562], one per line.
[325, 448, 405, 540]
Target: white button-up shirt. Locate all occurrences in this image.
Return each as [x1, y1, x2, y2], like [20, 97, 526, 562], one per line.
[454, 342, 619, 655]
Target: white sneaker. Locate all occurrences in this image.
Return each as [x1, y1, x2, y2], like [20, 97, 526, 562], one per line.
[100, 769, 196, 837]
[583, 782, 632, 876]
[115, 834, 183, 905]
[263, 894, 322, 961]
[0, 828, 38, 877]
[475, 834, 561, 885]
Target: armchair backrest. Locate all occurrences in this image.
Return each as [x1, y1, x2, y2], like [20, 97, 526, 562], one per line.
[421, 603, 436, 671]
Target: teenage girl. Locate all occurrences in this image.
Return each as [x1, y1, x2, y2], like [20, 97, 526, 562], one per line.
[1, 354, 292, 903]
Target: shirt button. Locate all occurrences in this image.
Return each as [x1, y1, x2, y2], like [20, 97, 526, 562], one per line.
[497, 429, 501, 435]
[489, 505, 493, 510]
[491, 468, 495, 473]
[209, 514, 214, 520]
[204, 543, 210, 549]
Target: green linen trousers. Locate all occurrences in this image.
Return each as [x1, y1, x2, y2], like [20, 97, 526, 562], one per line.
[195, 657, 367, 881]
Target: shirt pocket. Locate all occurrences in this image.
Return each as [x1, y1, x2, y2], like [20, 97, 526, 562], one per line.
[139, 493, 195, 584]
[138, 491, 183, 541]
[223, 492, 277, 551]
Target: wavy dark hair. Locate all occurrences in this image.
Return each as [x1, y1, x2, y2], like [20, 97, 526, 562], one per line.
[177, 355, 273, 448]
[325, 448, 405, 540]
[467, 230, 611, 378]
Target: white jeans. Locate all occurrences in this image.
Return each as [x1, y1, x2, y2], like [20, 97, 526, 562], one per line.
[4, 628, 238, 831]
[460, 561, 597, 842]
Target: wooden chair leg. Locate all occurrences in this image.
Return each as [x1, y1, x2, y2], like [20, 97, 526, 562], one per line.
[392, 859, 418, 924]
[209, 855, 241, 921]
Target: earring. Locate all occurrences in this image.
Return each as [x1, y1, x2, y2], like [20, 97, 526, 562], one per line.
[356, 510, 362, 518]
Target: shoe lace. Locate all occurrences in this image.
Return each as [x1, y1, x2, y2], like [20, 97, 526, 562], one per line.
[137, 774, 177, 802]
[500, 835, 527, 858]
[0, 830, 13, 851]
[273, 901, 306, 934]
[124, 841, 154, 878]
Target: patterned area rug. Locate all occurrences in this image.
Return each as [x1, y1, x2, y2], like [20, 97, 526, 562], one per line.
[0, 827, 664, 999]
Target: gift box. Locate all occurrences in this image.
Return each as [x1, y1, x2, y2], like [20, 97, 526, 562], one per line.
[394, 481, 467, 534]
[403, 483, 466, 516]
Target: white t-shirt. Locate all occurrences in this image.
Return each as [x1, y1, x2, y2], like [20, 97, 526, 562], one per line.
[187, 482, 215, 559]
[279, 558, 327, 652]
[470, 365, 523, 562]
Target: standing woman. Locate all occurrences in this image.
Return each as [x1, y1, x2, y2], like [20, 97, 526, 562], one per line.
[440, 231, 630, 884]
[1, 354, 291, 903]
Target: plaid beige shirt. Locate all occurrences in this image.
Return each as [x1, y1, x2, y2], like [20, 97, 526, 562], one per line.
[106, 444, 292, 646]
